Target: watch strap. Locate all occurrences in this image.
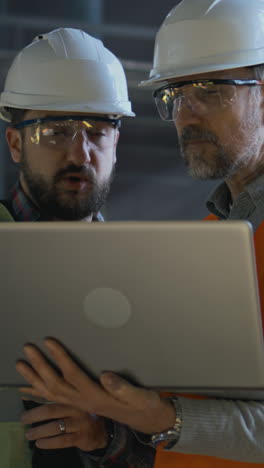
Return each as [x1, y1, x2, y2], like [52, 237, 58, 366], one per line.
[151, 397, 182, 449]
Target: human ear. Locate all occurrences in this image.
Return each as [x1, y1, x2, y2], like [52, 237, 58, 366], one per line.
[5, 127, 23, 163]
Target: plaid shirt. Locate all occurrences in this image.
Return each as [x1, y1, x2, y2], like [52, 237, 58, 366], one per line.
[81, 423, 156, 468]
[7, 181, 104, 222]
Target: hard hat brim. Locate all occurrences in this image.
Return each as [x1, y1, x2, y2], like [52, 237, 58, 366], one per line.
[139, 51, 264, 88]
[0, 93, 135, 121]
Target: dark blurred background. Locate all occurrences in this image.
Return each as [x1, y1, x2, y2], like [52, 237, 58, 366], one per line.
[0, 0, 217, 220]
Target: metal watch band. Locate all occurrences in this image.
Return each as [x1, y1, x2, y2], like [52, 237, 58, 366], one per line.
[150, 397, 183, 449]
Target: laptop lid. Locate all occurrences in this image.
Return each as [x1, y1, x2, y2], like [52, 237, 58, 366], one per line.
[0, 221, 264, 398]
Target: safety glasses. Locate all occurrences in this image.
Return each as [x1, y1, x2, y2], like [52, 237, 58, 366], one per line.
[14, 115, 121, 149]
[153, 79, 264, 121]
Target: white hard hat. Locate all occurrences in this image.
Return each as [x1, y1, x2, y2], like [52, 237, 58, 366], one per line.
[0, 28, 135, 121]
[140, 0, 264, 87]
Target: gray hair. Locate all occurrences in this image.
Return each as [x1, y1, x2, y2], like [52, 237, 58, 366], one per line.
[251, 64, 264, 80]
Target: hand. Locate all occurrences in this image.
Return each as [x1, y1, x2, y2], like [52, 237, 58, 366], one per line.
[21, 403, 108, 451]
[16, 338, 176, 435]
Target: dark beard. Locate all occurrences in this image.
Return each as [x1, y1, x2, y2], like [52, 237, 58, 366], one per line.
[20, 158, 114, 220]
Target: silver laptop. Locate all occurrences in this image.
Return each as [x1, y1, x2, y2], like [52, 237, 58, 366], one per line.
[0, 221, 264, 399]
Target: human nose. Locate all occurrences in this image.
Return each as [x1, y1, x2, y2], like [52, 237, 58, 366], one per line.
[66, 130, 92, 165]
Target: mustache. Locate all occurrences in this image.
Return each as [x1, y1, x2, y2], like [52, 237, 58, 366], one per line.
[179, 126, 219, 147]
[54, 165, 96, 184]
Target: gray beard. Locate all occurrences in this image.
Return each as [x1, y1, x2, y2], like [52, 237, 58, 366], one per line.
[178, 126, 235, 180]
[178, 122, 262, 181]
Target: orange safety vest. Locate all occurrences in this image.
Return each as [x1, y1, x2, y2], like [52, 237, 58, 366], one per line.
[155, 215, 264, 468]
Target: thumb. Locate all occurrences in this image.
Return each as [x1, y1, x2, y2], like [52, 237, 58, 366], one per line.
[100, 372, 145, 404]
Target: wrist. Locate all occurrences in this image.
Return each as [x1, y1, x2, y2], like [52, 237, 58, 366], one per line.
[133, 397, 183, 450]
[81, 418, 114, 455]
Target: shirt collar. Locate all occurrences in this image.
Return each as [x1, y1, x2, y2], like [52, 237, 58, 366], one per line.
[11, 181, 40, 222]
[206, 173, 264, 230]
[206, 181, 232, 219]
[10, 181, 103, 222]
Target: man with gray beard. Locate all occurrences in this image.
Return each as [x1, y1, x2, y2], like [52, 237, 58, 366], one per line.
[172, 72, 264, 189]
[14, 2, 264, 468]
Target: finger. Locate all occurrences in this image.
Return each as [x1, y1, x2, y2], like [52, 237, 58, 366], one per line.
[44, 338, 115, 410]
[23, 344, 67, 388]
[20, 396, 51, 405]
[102, 372, 175, 433]
[16, 351, 62, 399]
[16, 360, 45, 390]
[21, 404, 80, 425]
[16, 361, 51, 403]
[18, 362, 112, 418]
[23, 340, 126, 418]
[100, 372, 157, 408]
[16, 360, 55, 401]
[18, 345, 77, 403]
[44, 338, 99, 390]
[18, 387, 43, 396]
[25, 418, 72, 441]
[34, 418, 108, 452]
[35, 433, 80, 450]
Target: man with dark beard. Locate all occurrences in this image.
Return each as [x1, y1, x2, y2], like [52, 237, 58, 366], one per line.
[0, 28, 134, 468]
[4, 108, 117, 222]
[0, 28, 134, 223]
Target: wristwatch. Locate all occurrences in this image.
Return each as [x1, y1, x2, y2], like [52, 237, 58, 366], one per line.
[150, 397, 183, 449]
[133, 397, 183, 450]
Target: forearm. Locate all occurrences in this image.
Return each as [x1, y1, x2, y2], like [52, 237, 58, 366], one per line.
[171, 397, 264, 463]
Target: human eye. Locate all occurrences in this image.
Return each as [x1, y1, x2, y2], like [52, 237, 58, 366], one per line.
[38, 123, 72, 147]
[55, 125, 72, 137]
[193, 84, 219, 103]
[205, 88, 218, 95]
[41, 124, 69, 138]
[53, 129, 67, 136]
[199, 84, 218, 95]
[87, 122, 112, 138]
[86, 128, 106, 139]
[171, 87, 183, 100]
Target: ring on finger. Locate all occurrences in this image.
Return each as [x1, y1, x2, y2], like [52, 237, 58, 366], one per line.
[58, 420, 66, 434]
